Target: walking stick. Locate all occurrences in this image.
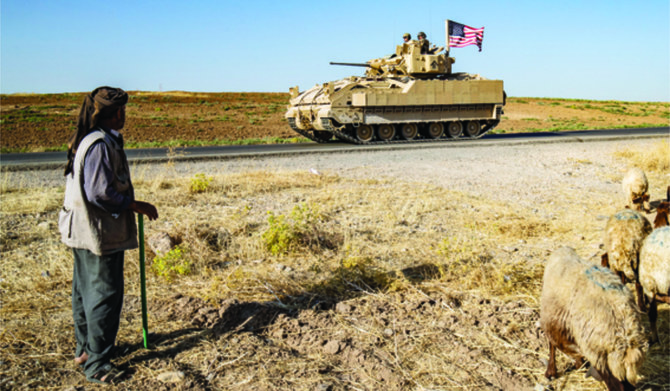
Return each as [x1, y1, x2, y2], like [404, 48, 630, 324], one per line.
[138, 214, 149, 349]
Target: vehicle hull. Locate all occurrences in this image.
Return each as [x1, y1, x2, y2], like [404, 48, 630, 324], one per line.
[285, 75, 505, 144]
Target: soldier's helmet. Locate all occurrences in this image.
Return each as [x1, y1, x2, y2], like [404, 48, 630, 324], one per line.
[403, 33, 411, 40]
[418, 31, 426, 39]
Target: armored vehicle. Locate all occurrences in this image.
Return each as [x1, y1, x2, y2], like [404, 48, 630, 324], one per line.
[285, 25, 505, 144]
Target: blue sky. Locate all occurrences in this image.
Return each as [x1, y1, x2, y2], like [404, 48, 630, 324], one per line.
[1, 0, 669, 101]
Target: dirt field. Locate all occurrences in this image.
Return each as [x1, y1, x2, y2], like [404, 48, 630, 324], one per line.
[1, 134, 669, 390]
[1, 91, 668, 152]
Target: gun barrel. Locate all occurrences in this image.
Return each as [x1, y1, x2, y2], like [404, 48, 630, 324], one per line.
[329, 62, 371, 67]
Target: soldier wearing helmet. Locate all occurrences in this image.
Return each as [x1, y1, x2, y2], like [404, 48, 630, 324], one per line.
[402, 33, 411, 43]
[417, 31, 430, 54]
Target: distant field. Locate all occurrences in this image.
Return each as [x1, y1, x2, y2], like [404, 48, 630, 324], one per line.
[1, 92, 668, 153]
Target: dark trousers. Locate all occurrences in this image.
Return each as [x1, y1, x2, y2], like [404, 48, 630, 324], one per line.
[72, 248, 124, 377]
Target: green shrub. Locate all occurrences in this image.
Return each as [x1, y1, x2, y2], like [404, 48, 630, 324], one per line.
[263, 212, 293, 255]
[152, 245, 191, 281]
[262, 203, 321, 255]
[190, 173, 213, 193]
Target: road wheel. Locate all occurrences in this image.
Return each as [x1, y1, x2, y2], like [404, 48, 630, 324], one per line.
[377, 124, 395, 141]
[464, 120, 481, 137]
[400, 123, 418, 140]
[447, 121, 463, 138]
[355, 125, 374, 142]
[426, 122, 444, 139]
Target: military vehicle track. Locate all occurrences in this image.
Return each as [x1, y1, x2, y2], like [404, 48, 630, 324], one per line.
[288, 118, 496, 145]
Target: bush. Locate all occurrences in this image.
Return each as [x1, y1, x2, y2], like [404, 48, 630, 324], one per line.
[190, 173, 213, 194]
[152, 245, 191, 281]
[262, 203, 322, 255]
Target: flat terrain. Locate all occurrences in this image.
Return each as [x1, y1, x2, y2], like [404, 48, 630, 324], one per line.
[1, 134, 669, 390]
[1, 91, 668, 152]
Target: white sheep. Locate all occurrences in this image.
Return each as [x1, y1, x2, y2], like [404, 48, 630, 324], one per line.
[541, 247, 648, 390]
[601, 208, 653, 308]
[638, 226, 670, 343]
[622, 168, 650, 212]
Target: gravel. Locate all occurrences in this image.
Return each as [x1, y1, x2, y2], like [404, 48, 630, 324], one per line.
[3, 138, 666, 209]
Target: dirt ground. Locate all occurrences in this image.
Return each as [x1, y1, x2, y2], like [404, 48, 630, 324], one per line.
[1, 135, 669, 390]
[1, 90, 669, 390]
[1, 91, 667, 151]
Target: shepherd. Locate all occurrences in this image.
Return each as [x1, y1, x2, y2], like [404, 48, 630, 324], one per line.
[59, 86, 159, 385]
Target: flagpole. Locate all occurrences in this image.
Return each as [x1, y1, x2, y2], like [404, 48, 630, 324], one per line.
[445, 19, 450, 58]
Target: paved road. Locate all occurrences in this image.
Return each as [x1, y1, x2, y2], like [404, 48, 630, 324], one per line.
[2, 127, 668, 171]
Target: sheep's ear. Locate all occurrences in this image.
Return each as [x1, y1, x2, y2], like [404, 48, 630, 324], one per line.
[624, 347, 645, 386]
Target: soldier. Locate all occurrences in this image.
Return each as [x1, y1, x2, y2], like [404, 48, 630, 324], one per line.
[402, 33, 412, 43]
[417, 31, 430, 54]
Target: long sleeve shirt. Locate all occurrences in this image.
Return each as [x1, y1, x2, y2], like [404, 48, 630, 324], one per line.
[82, 129, 132, 214]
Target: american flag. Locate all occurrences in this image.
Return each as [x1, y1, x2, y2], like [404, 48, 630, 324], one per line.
[448, 20, 484, 51]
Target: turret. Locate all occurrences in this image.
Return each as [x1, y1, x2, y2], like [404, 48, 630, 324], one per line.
[331, 40, 454, 79]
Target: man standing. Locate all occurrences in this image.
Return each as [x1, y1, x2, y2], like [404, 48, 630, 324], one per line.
[417, 31, 430, 54]
[59, 86, 158, 384]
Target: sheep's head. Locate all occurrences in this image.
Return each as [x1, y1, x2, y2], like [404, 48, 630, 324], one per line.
[631, 194, 650, 212]
[608, 313, 648, 385]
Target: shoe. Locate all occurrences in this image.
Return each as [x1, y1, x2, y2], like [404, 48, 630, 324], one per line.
[87, 363, 125, 385]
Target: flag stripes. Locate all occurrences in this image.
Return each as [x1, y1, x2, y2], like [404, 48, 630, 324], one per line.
[448, 21, 484, 51]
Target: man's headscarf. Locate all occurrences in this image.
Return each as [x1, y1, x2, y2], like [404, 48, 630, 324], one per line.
[64, 86, 128, 175]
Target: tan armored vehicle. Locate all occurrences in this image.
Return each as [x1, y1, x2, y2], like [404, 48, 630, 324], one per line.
[285, 24, 505, 144]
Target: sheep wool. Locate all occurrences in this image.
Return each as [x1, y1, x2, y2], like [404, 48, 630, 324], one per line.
[603, 208, 652, 282]
[541, 247, 648, 385]
[638, 226, 670, 343]
[639, 226, 670, 300]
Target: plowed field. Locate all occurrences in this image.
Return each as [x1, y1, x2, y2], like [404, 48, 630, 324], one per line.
[1, 91, 668, 152]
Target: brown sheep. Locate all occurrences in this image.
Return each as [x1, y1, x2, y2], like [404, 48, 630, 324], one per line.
[622, 168, 650, 212]
[541, 247, 648, 390]
[601, 209, 653, 309]
[653, 201, 669, 229]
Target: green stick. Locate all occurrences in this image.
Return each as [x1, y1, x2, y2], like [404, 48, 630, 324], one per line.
[138, 214, 149, 349]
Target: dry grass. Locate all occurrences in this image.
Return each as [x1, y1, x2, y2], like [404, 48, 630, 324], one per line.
[613, 140, 670, 174]
[1, 145, 669, 390]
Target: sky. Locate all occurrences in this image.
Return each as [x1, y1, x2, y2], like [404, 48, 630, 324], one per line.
[1, 0, 669, 102]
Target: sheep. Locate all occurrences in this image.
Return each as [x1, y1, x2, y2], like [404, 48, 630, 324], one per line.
[651, 185, 669, 229]
[638, 226, 670, 343]
[541, 247, 648, 390]
[621, 168, 650, 212]
[653, 201, 669, 229]
[601, 208, 653, 309]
